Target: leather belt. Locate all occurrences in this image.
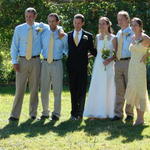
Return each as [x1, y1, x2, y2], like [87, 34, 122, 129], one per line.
[20, 55, 40, 58]
[120, 57, 130, 61]
[43, 58, 61, 61]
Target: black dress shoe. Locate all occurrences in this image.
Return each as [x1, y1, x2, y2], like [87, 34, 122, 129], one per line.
[40, 115, 49, 120]
[77, 116, 83, 120]
[30, 116, 36, 120]
[70, 116, 77, 120]
[111, 116, 122, 121]
[8, 117, 19, 122]
[125, 115, 133, 121]
[51, 115, 59, 121]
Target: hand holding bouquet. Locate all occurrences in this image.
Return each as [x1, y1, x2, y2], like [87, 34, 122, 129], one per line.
[101, 35, 111, 70]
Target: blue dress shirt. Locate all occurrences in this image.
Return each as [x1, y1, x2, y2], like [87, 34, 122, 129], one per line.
[116, 26, 134, 58]
[41, 26, 68, 60]
[10, 22, 49, 64]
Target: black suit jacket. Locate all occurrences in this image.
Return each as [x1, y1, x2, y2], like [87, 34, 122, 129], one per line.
[67, 30, 97, 71]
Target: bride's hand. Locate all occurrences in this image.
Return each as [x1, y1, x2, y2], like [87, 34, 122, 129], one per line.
[103, 58, 111, 66]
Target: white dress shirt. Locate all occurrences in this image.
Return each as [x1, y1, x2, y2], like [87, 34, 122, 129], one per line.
[73, 29, 82, 43]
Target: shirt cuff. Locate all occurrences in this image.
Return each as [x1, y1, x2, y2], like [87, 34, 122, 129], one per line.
[12, 59, 18, 64]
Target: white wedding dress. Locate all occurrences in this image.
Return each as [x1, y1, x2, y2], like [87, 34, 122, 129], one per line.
[83, 34, 116, 118]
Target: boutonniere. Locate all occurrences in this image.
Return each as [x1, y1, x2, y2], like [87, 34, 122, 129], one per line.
[35, 27, 43, 33]
[83, 35, 88, 40]
[123, 32, 131, 39]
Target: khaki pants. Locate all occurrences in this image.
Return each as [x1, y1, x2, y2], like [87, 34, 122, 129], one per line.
[41, 60, 63, 117]
[10, 57, 41, 119]
[114, 60, 133, 118]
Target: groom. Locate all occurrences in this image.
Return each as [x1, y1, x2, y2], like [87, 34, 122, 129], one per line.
[67, 14, 97, 120]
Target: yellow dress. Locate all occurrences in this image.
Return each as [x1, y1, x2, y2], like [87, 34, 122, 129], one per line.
[125, 42, 150, 112]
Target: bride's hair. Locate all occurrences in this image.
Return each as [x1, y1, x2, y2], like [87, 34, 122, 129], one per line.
[98, 17, 113, 34]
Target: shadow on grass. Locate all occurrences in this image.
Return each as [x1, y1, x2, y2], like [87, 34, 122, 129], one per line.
[0, 85, 70, 95]
[52, 119, 83, 136]
[0, 84, 30, 95]
[0, 119, 54, 138]
[0, 118, 149, 144]
[83, 119, 150, 143]
[0, 118, 83, 139]
[0, 85, 15, 95]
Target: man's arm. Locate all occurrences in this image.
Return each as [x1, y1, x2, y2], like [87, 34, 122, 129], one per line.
[62, 34, 69, 56]
[88, 34, 97, 57]
[58, 26, 65, 39]
[10, 27, 20, 72]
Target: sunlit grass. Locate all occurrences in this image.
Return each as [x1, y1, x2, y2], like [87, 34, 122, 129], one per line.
[0, 85, 150, 150]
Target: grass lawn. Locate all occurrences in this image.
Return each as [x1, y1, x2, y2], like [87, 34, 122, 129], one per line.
[0, 85, 150, 150]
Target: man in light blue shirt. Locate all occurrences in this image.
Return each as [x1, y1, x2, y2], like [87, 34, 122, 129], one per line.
[116, 27, 133, 58]
[112, 10, 134, 121]
[40, 13, 68, 121]
[9, 7, 47, 122]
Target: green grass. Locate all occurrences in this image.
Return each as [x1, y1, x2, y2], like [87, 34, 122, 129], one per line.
[0, 85, 150, 150]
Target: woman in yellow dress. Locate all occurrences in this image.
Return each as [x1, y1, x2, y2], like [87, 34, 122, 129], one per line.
[125, 17, 150, 126]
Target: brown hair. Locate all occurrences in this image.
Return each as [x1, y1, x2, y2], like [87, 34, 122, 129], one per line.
[25, 7, 37, 15]
[74, 14, 85, 22]
[99, 17, 113, 33]
[48, 13, 60, 22]
[131, 17, 144, 32]
[117, 10, 130, 23]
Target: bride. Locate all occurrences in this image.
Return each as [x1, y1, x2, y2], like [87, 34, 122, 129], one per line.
[83, 17, 117, 119]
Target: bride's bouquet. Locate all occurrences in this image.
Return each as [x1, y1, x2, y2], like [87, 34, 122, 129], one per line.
[101, 49, 111, 60]
[101, 35, 111, 70]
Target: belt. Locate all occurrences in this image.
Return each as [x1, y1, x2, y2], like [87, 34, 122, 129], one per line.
[20, 55, 40, 58]
[43, 58, 61, 61]
[120, 57, 130, 61]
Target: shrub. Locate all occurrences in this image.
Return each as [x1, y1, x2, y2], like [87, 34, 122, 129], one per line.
[0, 0, 150, 84]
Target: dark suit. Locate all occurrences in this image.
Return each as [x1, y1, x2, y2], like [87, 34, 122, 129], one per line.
[67, 30, 97, 118]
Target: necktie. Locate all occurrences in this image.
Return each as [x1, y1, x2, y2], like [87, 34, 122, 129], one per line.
[117, 31, 123, 60]
[47, 32, 54, 63]
[26, 27, 33, 60]
[74, 31, 79, 46]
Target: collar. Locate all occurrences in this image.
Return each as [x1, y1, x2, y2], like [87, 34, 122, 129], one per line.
[26, 22, 36, 29]
[49, 26, 60, 33]
[122, 26, 131, 33]
[74, 29, 82, 34]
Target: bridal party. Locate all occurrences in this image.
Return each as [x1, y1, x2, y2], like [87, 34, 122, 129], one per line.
[8, 7, 150, 126]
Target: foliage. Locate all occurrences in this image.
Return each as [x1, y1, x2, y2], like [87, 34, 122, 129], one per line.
[0, 44, 15, 83]
[0, 0, 150, 83]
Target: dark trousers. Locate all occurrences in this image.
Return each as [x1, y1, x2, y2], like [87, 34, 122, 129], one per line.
[68, 68, 87, 118]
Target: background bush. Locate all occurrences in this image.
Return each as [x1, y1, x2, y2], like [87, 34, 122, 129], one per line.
[0, 0, 150, 85]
